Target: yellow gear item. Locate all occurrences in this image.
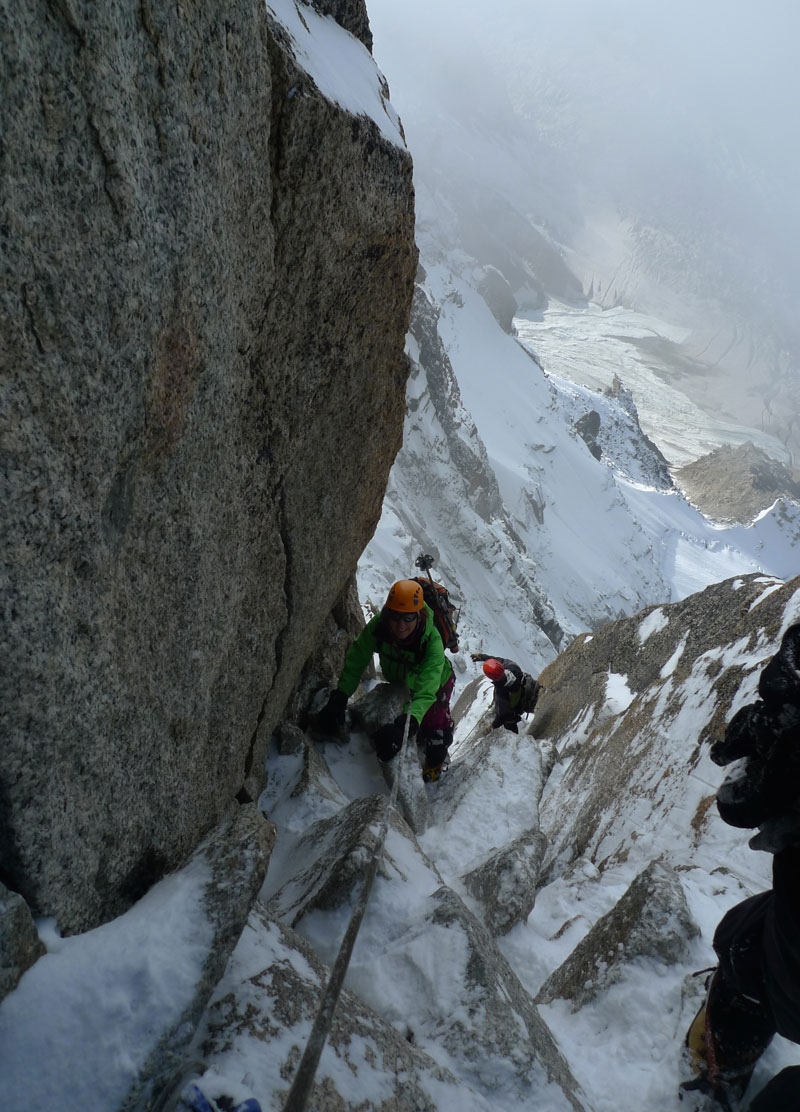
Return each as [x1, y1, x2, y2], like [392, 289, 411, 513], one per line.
[685, 1002, 709, 1074]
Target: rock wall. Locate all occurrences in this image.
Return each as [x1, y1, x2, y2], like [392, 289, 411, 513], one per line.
[0, 0, 416, 932]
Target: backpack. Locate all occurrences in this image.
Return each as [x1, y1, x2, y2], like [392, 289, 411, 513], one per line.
[413, 576, 459, 652]
[517, 673, 541, 714]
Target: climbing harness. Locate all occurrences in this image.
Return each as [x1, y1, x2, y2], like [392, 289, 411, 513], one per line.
[281, 706, 415, 1112]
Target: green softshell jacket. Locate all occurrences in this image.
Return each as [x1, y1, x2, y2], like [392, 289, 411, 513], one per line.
[337, 604, 453, 724]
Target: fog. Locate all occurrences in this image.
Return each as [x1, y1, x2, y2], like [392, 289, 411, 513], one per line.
[367, 0, 800, 461]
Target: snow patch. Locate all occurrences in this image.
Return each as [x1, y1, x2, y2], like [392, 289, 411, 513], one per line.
[638, 607, 668, 643]
[660, 634, 688, 679]
[604, 670, 635, 715]
[267, 0, 405, 147]
[0, 857, 213, 1111]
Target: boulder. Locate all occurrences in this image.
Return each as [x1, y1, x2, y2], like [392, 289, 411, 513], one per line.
[349, 681, 410, 736]
[463, 827, 548, 936]
[535, 859, 700, 1012]
[0, 883, 46, 1003]
[1, 0, 416, 932]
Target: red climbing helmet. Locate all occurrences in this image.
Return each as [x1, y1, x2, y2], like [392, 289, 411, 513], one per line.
[483, 658, 505, 682]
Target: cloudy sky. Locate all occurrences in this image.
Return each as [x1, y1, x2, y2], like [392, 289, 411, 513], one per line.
[367, 0, 800, 457]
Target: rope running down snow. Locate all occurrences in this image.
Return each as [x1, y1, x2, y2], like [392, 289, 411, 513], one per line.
[281, 706, 415, 1112]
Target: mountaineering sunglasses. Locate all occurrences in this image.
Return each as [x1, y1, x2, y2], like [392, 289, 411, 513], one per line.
[386, 611, 418, 624]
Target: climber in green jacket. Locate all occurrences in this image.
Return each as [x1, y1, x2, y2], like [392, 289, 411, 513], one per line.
[318, 579, 455, 781]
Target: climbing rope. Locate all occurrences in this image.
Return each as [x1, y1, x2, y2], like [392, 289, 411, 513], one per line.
[281, 706, 414, 1112]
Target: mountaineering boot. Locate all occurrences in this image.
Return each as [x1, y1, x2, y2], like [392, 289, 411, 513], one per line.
[422, 763, 442, 783]
[679, 969, 771, 1112]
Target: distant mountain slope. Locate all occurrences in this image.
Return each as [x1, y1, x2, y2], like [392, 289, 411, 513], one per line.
[675, 441, 800, 524]
[359, 254, 800, 674]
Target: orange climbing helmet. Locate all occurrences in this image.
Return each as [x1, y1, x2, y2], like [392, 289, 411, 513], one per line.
[385, 579, 424, 613]
[483, 658, 505, 682]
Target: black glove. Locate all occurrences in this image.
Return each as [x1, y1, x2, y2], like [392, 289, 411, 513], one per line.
[318, 688, 348, 732]
[471, 653, 488, 662]
[372, 714, 417, 762]
[710, 701, 774, 767]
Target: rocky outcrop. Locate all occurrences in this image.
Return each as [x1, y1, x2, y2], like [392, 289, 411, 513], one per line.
[311, 0, 373, 50]
[536, 859, 699, 1011]
[0, 883, 46, 1003]
[596, 375, 672, 489]
[534, 574, 800, 878]
[574, 410, 602, 460]
[675, 441, 800, 524]
[477, 265, 518, 334]
[1, 0, 416, 932]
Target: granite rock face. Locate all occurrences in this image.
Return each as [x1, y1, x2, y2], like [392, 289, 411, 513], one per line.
[1, 0, 416, 932]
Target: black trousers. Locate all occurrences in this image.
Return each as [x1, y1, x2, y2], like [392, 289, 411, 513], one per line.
[708, 848, 800, 1105]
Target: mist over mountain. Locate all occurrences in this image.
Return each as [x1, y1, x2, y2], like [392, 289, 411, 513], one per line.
[368, 0, 800, 464]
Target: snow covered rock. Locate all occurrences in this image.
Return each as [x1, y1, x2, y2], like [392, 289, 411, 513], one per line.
[463, 827, 548, 936]
[349, 682, 410, 735]
[2, 0, 415, 933]
[413, 886, 588, 1112]
[266, 795, 424, 928]
[197, 904, 458, 1112]
[379, 750, 430, 835]
[0, 883, 46, 1003]
[348, 683, 430, 831]
[310, 0, 374, 50]
[535, 859, 699, 1012]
